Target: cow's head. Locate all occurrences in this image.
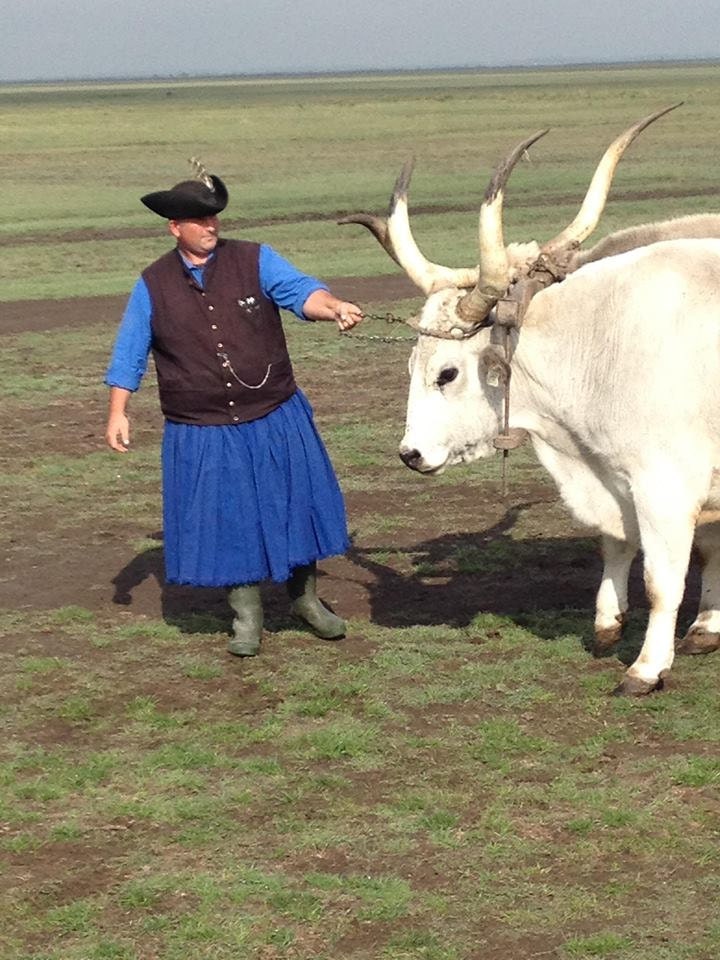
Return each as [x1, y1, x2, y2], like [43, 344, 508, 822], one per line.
[400, 291, 501, 473]
[340, 105, 680, 473]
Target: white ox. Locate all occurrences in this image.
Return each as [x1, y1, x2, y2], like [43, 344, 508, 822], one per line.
[341, 106, 720, 696]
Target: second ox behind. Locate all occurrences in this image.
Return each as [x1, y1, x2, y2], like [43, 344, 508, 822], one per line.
[341, 105, 720, 696]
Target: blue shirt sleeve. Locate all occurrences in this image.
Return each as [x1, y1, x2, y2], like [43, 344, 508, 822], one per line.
[104, 278, 152, 392]
[259, 244, 328, 319]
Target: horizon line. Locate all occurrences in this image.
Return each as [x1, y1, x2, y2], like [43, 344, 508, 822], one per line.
[2, 55, 719, 87]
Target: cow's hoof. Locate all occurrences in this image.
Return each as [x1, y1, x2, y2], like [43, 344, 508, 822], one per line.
[676, 627, 720, 656]
[611, 673, 665, 697]
[593, 625, 623, 656]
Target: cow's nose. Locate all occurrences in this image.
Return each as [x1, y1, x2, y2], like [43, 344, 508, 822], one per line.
[399, 447, 422, 469]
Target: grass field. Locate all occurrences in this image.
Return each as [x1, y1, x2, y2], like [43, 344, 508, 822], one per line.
[2, 62, 720, 298]
[2, 64, 720, 960]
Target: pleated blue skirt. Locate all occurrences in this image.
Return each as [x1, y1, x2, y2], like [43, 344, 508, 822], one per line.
[161, 389, 349, 587]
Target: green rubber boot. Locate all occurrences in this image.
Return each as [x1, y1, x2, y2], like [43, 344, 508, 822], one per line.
[287, 562, 345, 640]
[227, 584, 263, 656]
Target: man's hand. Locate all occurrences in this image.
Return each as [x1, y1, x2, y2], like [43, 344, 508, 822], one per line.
[106, 387, 132, 452]
[333, 301, 364, 331]
[302, 290, 364, 329]
[106, 412, 130, 452]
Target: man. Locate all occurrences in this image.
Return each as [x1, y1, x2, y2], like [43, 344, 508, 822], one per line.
[105, 162, 363, 657]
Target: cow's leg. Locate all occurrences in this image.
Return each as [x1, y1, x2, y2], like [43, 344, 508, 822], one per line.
[614, 487, 697, 696]
[678, 515, 720, 655]
[594, 535, 637, 654]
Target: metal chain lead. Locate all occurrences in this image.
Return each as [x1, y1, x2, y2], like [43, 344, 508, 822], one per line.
[340, 311, 418, 343]
[362, 312, 412, 324]
[341, 310, 522, 496]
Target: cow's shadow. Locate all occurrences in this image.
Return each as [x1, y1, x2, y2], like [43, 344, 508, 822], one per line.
[111, 507, 701, 664]
[345, 504, 701, 665]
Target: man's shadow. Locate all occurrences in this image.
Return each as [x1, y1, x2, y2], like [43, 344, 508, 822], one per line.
[110, 534, 314, 634]
[111, 533, 229, 633]
[111, 507, 701, 664]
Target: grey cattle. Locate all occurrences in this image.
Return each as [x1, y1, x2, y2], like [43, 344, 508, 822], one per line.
[342, 106, 720, 695]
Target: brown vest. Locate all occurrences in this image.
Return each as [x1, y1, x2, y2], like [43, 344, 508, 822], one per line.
[143, 239, 297, 425]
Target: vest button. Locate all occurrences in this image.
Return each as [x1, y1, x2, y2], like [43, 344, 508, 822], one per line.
[211, 324, 218, 330]
[232, 416, 240, 422]
[217, 343, 223, 349]
[226, 382, 232, 388]
[229, 401, 235, 406]
[208, 304, 214, 311]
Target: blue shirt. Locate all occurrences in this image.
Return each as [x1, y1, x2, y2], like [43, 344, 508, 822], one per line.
[105, 243, 328, 392]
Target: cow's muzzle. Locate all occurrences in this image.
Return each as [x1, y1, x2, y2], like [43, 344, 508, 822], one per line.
[399, 448, 445, 474]
[399, 447, 423, 469]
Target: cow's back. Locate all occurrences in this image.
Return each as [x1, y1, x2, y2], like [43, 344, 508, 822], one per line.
[521, 238, 720, 444]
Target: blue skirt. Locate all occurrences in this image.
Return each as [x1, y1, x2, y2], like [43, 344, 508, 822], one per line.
[161, 389, 350, 587]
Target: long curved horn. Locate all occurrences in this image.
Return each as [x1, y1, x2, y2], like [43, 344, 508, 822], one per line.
[336, 212, 403, 266]
[339, 160, 478, 294]
[386, 159, 479, 293]
[456, 129, 549, 327]
[541, 103, 683, 260]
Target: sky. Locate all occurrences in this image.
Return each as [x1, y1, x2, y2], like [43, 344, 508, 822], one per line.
[1, 0, 719, 83]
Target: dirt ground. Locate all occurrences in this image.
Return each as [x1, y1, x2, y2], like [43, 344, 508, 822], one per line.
[0, 274, 419, 335]
[2, 277, 710, 960]
[1, 275, 701, 642]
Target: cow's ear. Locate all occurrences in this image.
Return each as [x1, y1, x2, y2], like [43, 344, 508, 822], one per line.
[479, 346, 510, 387]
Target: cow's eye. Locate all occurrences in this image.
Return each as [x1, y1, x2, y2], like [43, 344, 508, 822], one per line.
[437, 367, 458, 387]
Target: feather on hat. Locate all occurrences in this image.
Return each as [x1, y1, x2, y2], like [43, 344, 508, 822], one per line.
[141, 158, 228, 219]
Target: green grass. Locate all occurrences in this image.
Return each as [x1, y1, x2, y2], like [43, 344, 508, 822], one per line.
[3, 65, 720, 960]
[2, 606, 720, 956]
[2, 63, 720, 298]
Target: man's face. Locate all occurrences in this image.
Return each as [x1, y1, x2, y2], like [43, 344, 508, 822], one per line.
[168, 215, 220, 263]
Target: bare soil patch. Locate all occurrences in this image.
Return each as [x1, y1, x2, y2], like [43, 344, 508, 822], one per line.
[0, 274, 417, 335]
[2, 278, 702, 636]
[0, 280, 710, 960]
[4, 183, 720, 252]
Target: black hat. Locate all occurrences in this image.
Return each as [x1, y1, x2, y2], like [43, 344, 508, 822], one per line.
[141, 171, 228, 219]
